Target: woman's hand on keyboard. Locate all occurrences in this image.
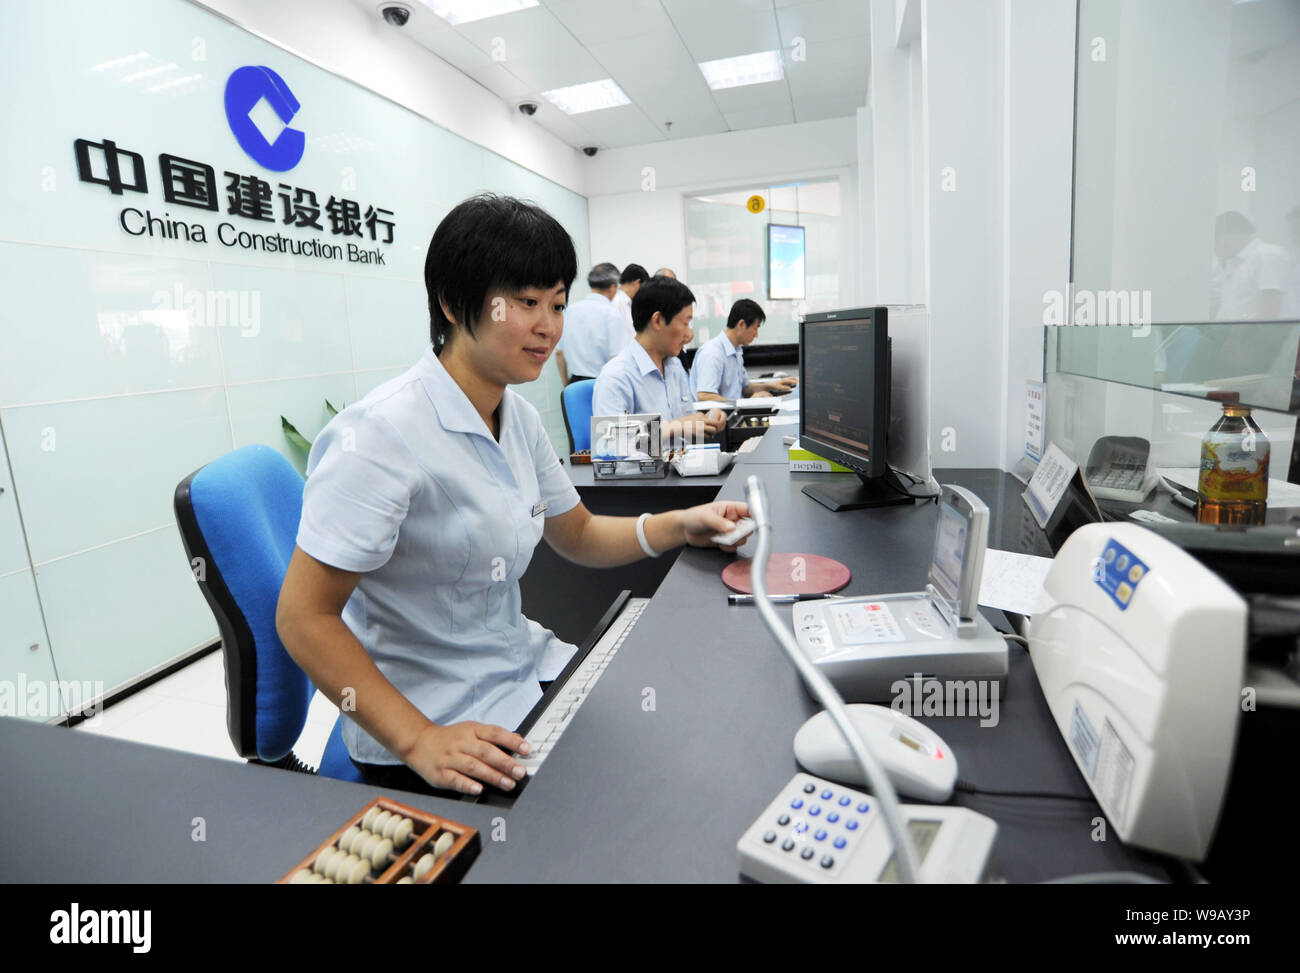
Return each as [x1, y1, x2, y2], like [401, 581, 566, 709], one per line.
[406, 721, 531, 795]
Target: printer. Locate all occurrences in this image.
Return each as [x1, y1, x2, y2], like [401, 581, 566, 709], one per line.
[1029, 522, 1299, 880]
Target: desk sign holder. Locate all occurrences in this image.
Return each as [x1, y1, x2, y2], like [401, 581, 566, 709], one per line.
[1022, 442, 1078, 529]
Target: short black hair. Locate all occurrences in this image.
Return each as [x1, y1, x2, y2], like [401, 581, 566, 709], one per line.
[588, 262, 620, 289]
[631, 275, 695, 332]
[620, 263, 649, 285]
[727, 298, 765, 329]
[424, 194, 577, 351]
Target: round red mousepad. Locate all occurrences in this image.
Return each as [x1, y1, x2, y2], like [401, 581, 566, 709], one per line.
[721, 553, 851, 596]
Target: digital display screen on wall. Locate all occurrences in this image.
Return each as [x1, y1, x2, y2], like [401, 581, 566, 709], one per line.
[767, 223, 806, 300]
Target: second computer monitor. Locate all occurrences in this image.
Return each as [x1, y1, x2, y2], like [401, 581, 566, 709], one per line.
[799, 307, 911, 511]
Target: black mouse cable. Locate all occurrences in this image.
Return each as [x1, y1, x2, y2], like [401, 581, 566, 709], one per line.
[954, 779, 1093, 802]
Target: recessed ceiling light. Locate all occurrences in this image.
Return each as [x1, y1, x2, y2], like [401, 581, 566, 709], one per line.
[541, 79, 631, 115]
[698, 50, 784, 90]
[419, 0, 538, 25]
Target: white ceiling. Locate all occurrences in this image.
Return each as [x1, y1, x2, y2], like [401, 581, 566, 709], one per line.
[352, 0, 870, 150]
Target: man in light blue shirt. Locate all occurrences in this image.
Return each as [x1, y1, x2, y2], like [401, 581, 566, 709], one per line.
[555, 262, 625, 383]
[692, 298, 799, 402]
[592, 275, 726, 443]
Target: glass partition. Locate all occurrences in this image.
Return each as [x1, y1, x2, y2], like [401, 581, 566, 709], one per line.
[1046, 324, 1299, 484]
[1071, 0, 1300, 327]
[1050, 320, 1300, 413]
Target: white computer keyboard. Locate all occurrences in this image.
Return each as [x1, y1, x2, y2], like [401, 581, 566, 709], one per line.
[515, 597, 649, 775]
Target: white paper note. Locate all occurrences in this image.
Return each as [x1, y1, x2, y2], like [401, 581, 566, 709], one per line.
[978, 548, 1055, 617]
[768, 415, 799, 426]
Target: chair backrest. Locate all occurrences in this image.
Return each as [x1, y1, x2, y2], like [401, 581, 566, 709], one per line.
[173, 444, 312, 762]
[561, 379, 597, 453]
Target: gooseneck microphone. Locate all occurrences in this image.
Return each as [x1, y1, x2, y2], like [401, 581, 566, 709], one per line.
[744, 474, 922, 883]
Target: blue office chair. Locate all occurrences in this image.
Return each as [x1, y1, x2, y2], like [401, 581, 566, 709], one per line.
[561, 379, 596, 453]
[173, 444, 361, 783]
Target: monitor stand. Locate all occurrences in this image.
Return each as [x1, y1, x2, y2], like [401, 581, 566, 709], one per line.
[802, 469, 915, 512]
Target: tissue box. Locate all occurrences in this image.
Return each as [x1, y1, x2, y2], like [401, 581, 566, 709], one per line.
[788, 439, 852, 473]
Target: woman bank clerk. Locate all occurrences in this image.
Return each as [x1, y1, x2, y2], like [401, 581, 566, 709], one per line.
[276, 195, 749, 797]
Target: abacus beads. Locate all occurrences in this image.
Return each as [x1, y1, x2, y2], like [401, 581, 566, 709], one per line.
[409, 830, 458, 881]
[290, 810, 460, 884]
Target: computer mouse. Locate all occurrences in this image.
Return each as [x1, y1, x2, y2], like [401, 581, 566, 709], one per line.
[792, 704, 957, 802]
[711, 517, 755, 547]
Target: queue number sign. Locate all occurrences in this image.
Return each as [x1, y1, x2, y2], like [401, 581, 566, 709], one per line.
[747, 194, 766, 214]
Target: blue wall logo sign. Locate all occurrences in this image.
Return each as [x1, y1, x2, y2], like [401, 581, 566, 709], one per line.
[224, 65, 305, 171]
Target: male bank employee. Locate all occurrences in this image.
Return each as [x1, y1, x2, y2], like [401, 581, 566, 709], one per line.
[555, 262, 624, 384]
[692, 298, 799, 402]
[591, 275, 727, 442]
[611, 262, 648, 342]
[276, 196, 748, 797]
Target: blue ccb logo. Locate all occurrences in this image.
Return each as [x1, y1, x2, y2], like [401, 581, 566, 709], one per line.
[224, 65, 305, 171]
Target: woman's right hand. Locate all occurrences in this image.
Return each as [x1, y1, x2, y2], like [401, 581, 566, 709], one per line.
[404, 721, 531, 795]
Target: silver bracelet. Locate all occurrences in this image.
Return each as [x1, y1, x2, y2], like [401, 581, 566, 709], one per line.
[636, 512, 660, 558]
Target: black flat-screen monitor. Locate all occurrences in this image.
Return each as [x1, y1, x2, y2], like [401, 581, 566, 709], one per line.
[799, 307, 912, 511]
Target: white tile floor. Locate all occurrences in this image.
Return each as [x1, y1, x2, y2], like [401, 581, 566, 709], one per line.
[72, 649, 341, 768]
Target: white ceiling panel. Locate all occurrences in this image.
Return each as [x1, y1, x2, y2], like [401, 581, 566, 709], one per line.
[722, 103, 796, 130]
[581, 103, 668, 146]
[504, 49, 610, 90]
[776, 0, 870, 43]
[454, 6, 574, 59]
[660, 0, 776, 18]
[350, 0, 869, 152]
[666, 10, 784, 64]
[709, 79, 791, 113]
[791, 94, 864, 123]
[587, 30, 699, 82]
[655, 113, 730, 140]
[784, 37, 870, 99]
[545, 0, 677, 46]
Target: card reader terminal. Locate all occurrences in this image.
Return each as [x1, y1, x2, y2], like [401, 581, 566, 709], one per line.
[792, 484, 1009, 701]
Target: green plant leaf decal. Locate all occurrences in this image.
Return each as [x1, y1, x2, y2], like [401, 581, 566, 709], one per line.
[325, 399, 340, 417]
[281, 415, 313, 454]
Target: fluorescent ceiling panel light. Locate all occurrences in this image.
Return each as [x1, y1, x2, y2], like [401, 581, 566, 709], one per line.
[420, 0, 538, 25]
[698, 50, 784, 90]
[541, 78, 630, 114]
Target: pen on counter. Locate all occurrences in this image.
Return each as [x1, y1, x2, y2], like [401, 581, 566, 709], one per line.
[728, 593, 839, 605]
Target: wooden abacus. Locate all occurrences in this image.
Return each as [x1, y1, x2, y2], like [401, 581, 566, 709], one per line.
[277, 797, 480, 885]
